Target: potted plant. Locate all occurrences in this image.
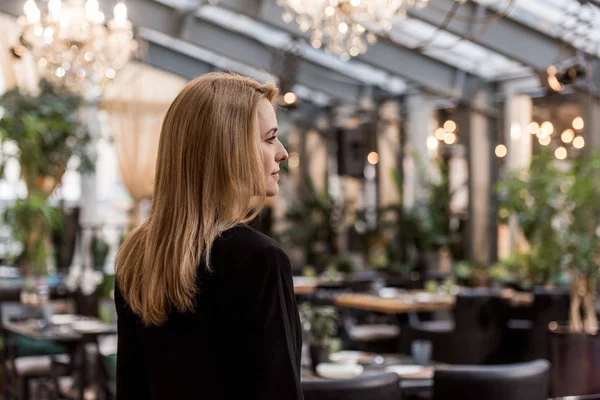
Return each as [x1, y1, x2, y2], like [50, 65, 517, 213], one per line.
[299, 303, 339, 371]
[496, 151, 566, 287]
[0, 80, 93, 277]
[547, 152, 600, 396]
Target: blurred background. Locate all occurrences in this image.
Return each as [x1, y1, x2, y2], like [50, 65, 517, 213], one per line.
[1, 0, 600, 399]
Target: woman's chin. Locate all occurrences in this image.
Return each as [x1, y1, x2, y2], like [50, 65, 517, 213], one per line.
[266, 185, 279, 197]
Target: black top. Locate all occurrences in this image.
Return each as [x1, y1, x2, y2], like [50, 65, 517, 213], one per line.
[115, 225, 304, 400]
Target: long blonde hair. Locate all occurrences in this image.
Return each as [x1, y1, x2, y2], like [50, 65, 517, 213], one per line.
[116, 72, 279, 326]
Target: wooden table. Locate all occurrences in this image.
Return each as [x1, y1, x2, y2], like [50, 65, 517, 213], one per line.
[334, 293, 455, 314]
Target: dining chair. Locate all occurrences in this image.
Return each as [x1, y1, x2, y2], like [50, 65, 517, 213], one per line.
[432, 359, 550, 400]
[302, 372, 401, 400]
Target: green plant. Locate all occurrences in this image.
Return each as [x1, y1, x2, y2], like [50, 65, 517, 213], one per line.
[375, 154, 463, 274]
[0, 80, 93, 274]
[496, 151, 566, 285]
[91, 232, 110, 272]
[498, 150, 600, 334]
[2, 193, 62, 275]
[561, 153, 600, 334]
[299, 303, 338, 346]
[454, 260, 488, 287]
[283, 176, 341, 269]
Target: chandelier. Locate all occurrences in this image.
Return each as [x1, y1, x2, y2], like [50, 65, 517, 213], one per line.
[276, 0, 429, 59]
[17, 0, 137, 97]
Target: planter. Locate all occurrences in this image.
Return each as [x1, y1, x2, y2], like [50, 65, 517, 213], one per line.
[548, 325, 600, 397]
[309, 344, 331, 372]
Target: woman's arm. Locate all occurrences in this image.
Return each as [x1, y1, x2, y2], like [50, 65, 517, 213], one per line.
[242, 246, 304, 400]
[115, 284, 151, 399]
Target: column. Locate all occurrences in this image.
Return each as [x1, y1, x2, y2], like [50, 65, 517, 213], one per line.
[377, 100, 401, 208]
[455, 92, 493, 264]
[404, 93, 437, 208]
[578, 91, 600, 150]
[501, 78, 536, 258]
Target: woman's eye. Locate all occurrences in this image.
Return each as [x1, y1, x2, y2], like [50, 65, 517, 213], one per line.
[266, 137, 276, 144]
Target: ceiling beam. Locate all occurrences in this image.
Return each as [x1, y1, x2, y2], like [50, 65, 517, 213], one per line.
[0, 1, 368, 102]
[145, 41, 214, 80]
[129, 1, 369, 101]
[213, 0, 497, 116]
[407, 0, 592, 71]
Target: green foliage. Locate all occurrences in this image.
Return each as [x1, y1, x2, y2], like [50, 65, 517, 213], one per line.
[283, 176, 340, 269]
[299, 303, 338, 346]
[2, 191, 62, 275]
[496, 151, 566, 284]
[97, 274, 115, 299]
[562, 153, 600, 279]
[454, 260, 489, 287]
[0, 80, 93, 274]
[0, 80, 93, 181]
[365, 154, 463, 274]
[497, 150, 600, 285]
[91, 233, 111, 272]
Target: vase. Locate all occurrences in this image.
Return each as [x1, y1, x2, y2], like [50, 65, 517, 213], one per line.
[548, 324, 600, 396]
[309, 344, 331, 372]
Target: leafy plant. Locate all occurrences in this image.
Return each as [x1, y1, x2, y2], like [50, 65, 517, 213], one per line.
[0, 80, 93, 274]
[496, 151, 566, 285]
[282, 176, 341, 270]
[299, 303, 339, 346]
[498, 150, 600, 334]
[561, 153, 600, 334]
[369, 154, 463, 274]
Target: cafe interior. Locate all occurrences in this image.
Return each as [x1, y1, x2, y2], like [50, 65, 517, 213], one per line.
[1, 0, 600, 399]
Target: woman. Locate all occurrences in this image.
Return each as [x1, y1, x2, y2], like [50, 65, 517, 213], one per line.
[115, 72, 303, 400]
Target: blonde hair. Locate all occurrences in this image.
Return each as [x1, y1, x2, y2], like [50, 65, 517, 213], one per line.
[116, 72, 279, 326]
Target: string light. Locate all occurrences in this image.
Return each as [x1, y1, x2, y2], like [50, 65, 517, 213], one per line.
[443, 120, 457, 133]
[573, 136, 585, 149]
[427, 136, 439, 150]
[495, 144, 507, 158]
[528, 122, 540, 135]
[554, 146, 567, 160]
[561, 129, 575, 144]
[435, 128, 446, 141]
[572, 116, 584, 131]
[367, 151, 379, 165]
[443, 132, 457, 145]
[540, 121, 554, 135]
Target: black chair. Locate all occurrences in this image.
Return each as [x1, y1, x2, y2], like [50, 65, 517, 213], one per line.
[433, 359, 550, 400]
[505, 288, 569, 362]
[405, 288, 510, 364]
[302, 372, 401, 400]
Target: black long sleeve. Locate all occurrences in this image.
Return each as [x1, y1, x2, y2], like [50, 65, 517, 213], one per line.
[241, 246, 303, 399]
[115, 225, 303, 400]
[115, 286, 150, 399]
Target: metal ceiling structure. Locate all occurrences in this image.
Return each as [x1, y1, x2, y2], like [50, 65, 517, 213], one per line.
[1, 0, 599, 106]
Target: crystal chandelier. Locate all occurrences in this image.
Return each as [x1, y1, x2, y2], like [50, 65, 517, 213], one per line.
[276, 0, 429, 59]
[17, 0, 137, 97]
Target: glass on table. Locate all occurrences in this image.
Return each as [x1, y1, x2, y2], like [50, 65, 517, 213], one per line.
[411, 339, 432, 366]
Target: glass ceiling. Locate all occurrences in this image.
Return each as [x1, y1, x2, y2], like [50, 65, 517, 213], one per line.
[148, 0, 600, 95]
[480, 0, 600, 57]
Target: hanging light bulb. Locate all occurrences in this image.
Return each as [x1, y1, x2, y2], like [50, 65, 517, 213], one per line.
[495, 144, 507, 158]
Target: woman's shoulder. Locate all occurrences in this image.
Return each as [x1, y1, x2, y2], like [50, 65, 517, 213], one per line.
[212, 224, 288, 264]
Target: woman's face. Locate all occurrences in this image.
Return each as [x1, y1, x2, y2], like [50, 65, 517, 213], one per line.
[257, 99, 288, 197]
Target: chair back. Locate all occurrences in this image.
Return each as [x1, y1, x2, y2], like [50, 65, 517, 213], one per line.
[302, 372, 400, 400]
[454, 289, 509, 336]
[433, 359, 550, 400]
